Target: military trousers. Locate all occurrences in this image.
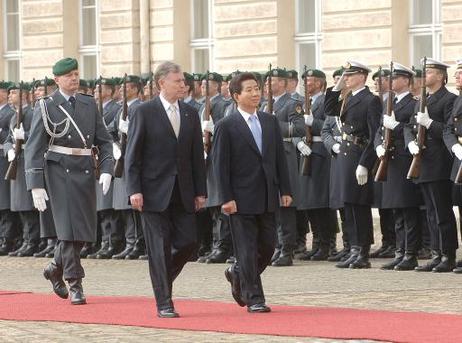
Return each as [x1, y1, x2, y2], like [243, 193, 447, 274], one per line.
[343, 203, 373, 247]
[54, 240, 85, 280]
[393, 207, 420, 254]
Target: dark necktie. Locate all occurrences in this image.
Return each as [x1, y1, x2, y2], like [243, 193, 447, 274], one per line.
[69, 96, 76, 110]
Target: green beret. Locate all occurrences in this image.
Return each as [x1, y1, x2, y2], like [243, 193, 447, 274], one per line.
[372, 68, 391, 80]
[412, 67, 423, 78]
[225, 70, 242, 82]
[265, 67, 289, 79]
[333, 67, 345, 78]
[0, 81, 11, 90]
[35, 78, 56, 87]
[7, 82, 29, 92]
[123, 75, 141, 85]
[79, 79, 89, 88]
[287, 70, 298, 80]
[302, 69, 326, 79]
[193, 73, 202, 81]
[98, 77, 115, 86]
[111, 77, 121, 85]
[183, 72, 194, 82]
[201, 72, 223, 82]
[53, 57, 78, 76]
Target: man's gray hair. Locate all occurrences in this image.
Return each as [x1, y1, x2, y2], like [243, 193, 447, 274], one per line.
[154, 61, 182, 89]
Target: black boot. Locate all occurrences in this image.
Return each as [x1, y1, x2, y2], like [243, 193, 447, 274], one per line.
[68, 279, 86, 305]
[125, 239, 145, 260]
[432, 252, 456, 273]
[206, 248, 231, 263]
[97, 241, 122, 259]
[299, 237, 320, 260]
[381, 249, 404, 270]
[17, 242, 40, 257]
[350, 246, 371, 269]
[0, 239, 14, 256]
[271, 250, 293, 267]
[415, 250, 441, 272]
[8, 242, 28, 257]
[394, 252, 418, 271]
[377, 245, 395, 258]
[112, 243, 134, 260]
[34, 238, 57, 258]
[80, 242, 98, 258]
[310, 245, 330, 261]
[328, 243, 350, 262]
[87, 241, 109, 259]
[43, 261, 68, 299]
[369, 244, 390, 258]
[336, 247, 359, 268]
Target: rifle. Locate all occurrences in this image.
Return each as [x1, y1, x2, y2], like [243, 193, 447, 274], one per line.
[203, 71, 212, 155]
[267, 63, 273, 114]
[149, 72, 154, 100]
[31, 78, 36, 105]
[377, 66, 384, 107]
[300, 65, 312, 176]
[44, 76, 48, 96]
[407, 57, 427, 179]
[374, 61, 394, 182]
[98, 76, 103, 116]
[5, 82, 24, 180]
[114, 74, 128, 178]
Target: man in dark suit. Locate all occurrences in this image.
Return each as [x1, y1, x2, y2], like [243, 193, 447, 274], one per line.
[125, 61, 206, 318]
[212, 72, 292, 313]
[406, 58, 458, 272]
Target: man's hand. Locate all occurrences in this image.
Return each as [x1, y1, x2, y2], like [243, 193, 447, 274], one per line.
[355, 165, 368, 186]
[119, 117, 129, 134]
[332, 143, 340, 154]
[408, 141, 419, 155]
[281, 195, 292, 207]
[333, 73, 346, 91]
[376, 145, 386, 158]
[416, 109, 433, 129]
[383, 112, 400, 130]
[194, 196, 206, 211]
[201, 119, 214, 134]
[7, 149, 15, 162]
[130, 193, 143, 212]
[98, 173, 112, 195]
[113, 143, 122, 160]
[221, 200, 237, 215]
[297, 141, 312, 156]
[31, 188, 49, 212]
[452, 144, 462, 161]
[13, 123, 25, 141]
[304, 112, 314, 126]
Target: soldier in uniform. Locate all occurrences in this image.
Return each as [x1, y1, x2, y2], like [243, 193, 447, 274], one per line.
[261, 68, 305, 267]
[324, 61, 382, 269]
[411, 68, 423, 97]
[25, 58, 113, 304]
[374, 63, 422, 270]
[287, 70, 304, 103]
[296, 69, 338, 261]
[405, 58, 457, 272]
[0, 81, 19, 255]
[5, 82, 41, 257]
[183, 72, 202, 111]
[443, 59, 462, 274]
[110, 75, 144, 260]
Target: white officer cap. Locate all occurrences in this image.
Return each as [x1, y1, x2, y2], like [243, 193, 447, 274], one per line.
[343, 60, 371, 75]
[392, 62, 416, 78]
[421, 57, 451, 70]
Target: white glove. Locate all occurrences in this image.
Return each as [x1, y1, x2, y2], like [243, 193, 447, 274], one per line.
[201, 119, 214, 134]
[119, 117, 129, 134]
[416, 109, 433, 129]
[13, 123, 25, 141]
[7, 149, 15, 162]
[452, 144, 462, 161]
[113, 143, 121, 160]
[99, 173, 112, 195]
[31, 188, 49, 212]
[355, 165, 368, 186]
[383, 112, 399, 130]
[304, 113, 314, 126]
[408, 141, 420, 155]
[332, 143, 340, 154]
[376, 145, 386, 158]
[297, 141, 312, 156]
[333, 73, 346, 91]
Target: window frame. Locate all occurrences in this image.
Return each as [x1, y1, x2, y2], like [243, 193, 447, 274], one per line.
[3, 0, 22, 81]
[190, 0, 214, 72]
[79, 0, 100, 79]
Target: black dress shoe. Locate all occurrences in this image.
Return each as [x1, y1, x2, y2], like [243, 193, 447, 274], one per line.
[247, 303, 271, 313]
[43, 262, 68, 299]
[138, 254, 148, 260]
[310, 247, 329, 261]
[96, 245, 120, 259]
[8, 242, 28, 257]
[0, 240, 14, 256]
[226, 256, 236, 264]
[157, 307, 179, 318]
[432, 255, 456, 273]
[377, 245, 396, 258]
[394, 254, 418, 271]
[271, 254, 293, 266]
[225, 266, 245, 307]
[270, 249, 281, 264]
[80, 242, 98, 258]
[336, 247, 359, 268]
[17, 243, 39, 257]
[327, 247, 350, 262]
[453, 266, 462, 274]
[125, 246, 145, 260]
[206, 249, 230, 263]
[415, 252, 441, 272]
[369, 245, 389, 258]
[298, 248, 319, 261]
[45, 246, 57, 258]
[112, 245, 134, 260]
[381, 251, 404, 270]
[34, 241, 56, 258]
[349, 256, 371, 269]
[87, 242, 108, 259]
[69, 279, 86, 305]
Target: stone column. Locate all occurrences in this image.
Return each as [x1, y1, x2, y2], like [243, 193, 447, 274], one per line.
[140, 0, 151, 74]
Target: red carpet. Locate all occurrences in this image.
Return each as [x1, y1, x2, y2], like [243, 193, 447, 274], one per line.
[0, 291, 461, 342]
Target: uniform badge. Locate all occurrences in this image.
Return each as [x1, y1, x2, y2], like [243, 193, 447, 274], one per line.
[307, 70, 313, 76]
[344, 62, 351, 69]
[295, 104, 303, 115]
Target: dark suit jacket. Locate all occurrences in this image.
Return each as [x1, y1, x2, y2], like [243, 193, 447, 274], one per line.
[125, 96, 206, 213]
[212, 110, 291, 214]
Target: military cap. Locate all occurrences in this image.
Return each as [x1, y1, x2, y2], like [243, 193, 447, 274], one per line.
[343, 60, 371, 75]
[192, 73, 202, 81]
[333, 67, 345, 78]
[183, 72, 194, 82]
[372, 68, 391, 80]
[201, 72, 223, 82]
[98, 77, 115, 86]
[113, 77, 122, 85]
[35, 78, 56, 87]
[302, 69, 326, 79]
[287, 70, 299, 80]
[52, 57, 78, 76]
[456, 59, 462, 70]
[79, 79, 89, 88]
[0, 81, 11, 90]
[225, 70, 242, 82]
[265, 68, 289, 79]
[122, 75, 141, 85]
[423, 57, 450, 70]
[412, 67, 422, 78]
[7, 82, 29, 92]
[392, 62, 415, 78]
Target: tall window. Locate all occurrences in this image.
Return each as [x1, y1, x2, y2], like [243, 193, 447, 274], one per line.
[295, 0, 322, 73]
[191, 0, 213, 72]
[3, 0, 21, 81]
[409, 0, 441, 66]
[80, 0, 99, 79]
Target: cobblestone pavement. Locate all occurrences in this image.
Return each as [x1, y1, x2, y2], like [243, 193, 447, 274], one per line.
[1, 230, 462, 342]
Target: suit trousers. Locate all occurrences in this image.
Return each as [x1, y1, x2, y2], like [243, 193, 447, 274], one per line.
[420, 181, 458, 253]
[393, 207, 420, 254]
[54, 240, 85, 280]
[343, 203, 373, 247]
[230, 212, 276, 306]
[141, 185, 197, 310]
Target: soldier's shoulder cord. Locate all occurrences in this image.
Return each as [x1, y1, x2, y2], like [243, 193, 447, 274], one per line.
[38, 97, 70, 139]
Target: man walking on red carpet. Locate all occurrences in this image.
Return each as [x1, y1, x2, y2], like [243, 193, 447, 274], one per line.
[125, 61, 207, 318]
[212, 72, 292, 313]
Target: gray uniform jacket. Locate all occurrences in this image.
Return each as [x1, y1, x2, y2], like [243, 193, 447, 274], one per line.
[24, 90, 114, 242]
[0, 104, 15, 210]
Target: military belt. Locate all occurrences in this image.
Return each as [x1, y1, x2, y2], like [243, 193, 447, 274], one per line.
[342, 132, 368, 148]
[48, 145, 92, 156]
[312, 136, 323, 143]
[282, 138, 292, 142]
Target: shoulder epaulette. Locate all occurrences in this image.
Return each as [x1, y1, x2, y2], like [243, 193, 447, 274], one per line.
[78, 92, 93, 97]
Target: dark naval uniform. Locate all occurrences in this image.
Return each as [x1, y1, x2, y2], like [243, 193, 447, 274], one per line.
[405, 83, 457, 272]
[5, 104, 40, 256]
